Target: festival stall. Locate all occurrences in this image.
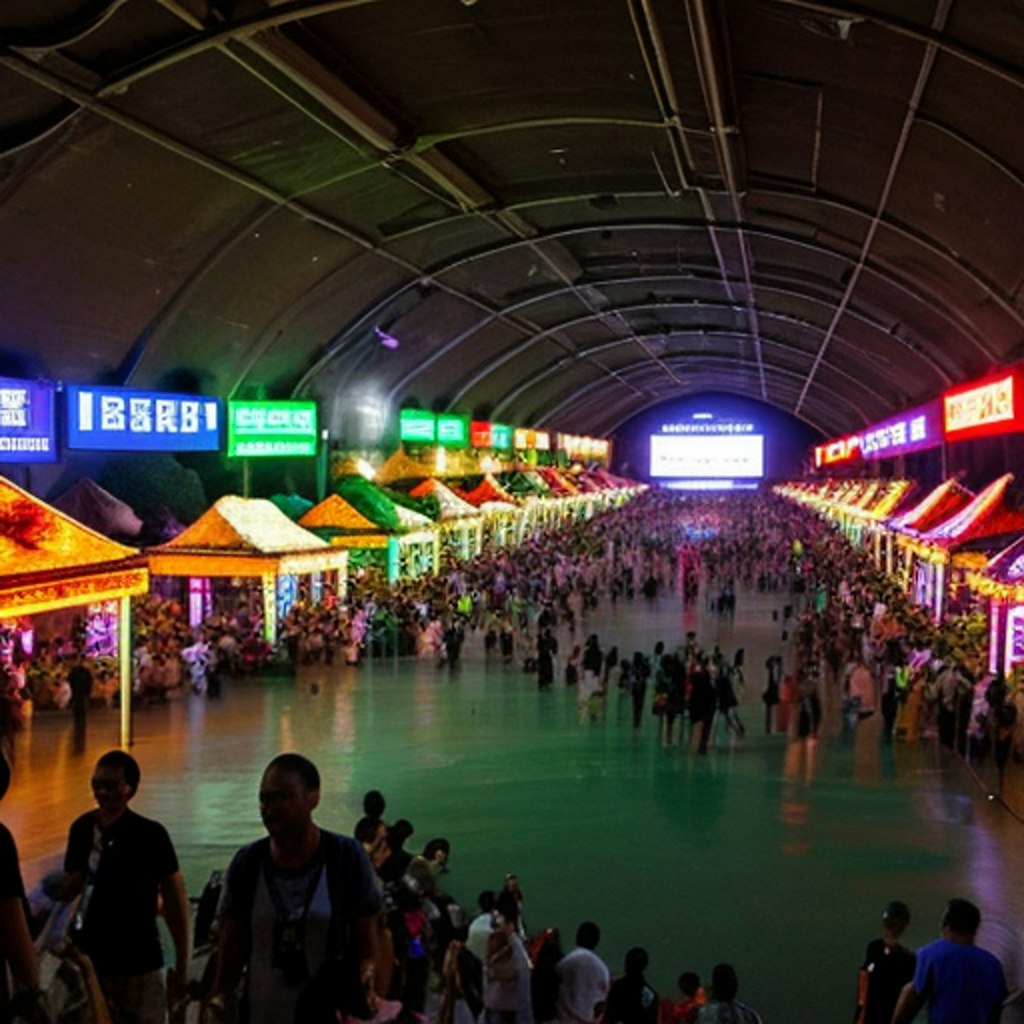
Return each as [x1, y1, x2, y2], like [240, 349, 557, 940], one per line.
[407, 478, 484, 561]
[147, 495, 347, 643]
[896, 474, 1024, 621]
[884, 478, 975, 579]
[0, 475, 148, 745]
[299, 492, 439, 584]
[457, 474, 524, 548]
[966, 534, 1024, 677]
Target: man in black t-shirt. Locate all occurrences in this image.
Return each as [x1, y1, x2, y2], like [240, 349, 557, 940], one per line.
[62, 750, 189, 1024]
[1, 748, 40, 1020]
[853, 900, 915, 1024]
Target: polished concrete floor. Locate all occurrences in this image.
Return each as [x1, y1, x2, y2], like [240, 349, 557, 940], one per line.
[4, 584, 1023, 1023]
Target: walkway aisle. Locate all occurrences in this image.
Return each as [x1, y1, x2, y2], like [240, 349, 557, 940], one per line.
[4, 581, 1022, 1024]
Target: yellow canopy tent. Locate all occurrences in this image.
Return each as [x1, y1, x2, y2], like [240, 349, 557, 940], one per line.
[0, 474, 149, 746]
[148, 495, 347, 642]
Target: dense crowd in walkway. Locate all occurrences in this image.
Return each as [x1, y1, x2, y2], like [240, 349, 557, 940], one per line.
[1, 489, 1020, 1023]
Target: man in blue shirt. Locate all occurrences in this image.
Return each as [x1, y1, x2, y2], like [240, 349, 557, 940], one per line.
[892, 897, 1007, 1024]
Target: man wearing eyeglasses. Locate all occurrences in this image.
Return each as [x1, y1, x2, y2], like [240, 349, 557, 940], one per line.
[62, 749, 190, 1024]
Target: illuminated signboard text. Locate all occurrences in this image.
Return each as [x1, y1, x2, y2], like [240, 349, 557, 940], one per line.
[67, 385, 220, 452]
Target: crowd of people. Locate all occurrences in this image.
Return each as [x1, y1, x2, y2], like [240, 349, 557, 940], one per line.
[2, 488, 1023, 1023]
[0, 746, 1011, 1024]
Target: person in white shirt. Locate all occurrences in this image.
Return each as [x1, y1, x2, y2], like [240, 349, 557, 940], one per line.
[556, 922, 610, 1024]
[466, 890, 497, 964]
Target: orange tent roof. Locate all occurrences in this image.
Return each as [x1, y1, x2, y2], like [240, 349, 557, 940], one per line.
[299, 493, 382, 533]
[0, 474, 138, 575]
[0, 474, 147, 616]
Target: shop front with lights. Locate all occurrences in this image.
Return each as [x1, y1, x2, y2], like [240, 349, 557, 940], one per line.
[0, 475, 148, 746]
[148, 496, 347, 645]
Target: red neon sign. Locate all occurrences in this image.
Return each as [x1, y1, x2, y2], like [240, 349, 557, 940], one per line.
[470, 421, 492, 448]
[813, 435, 861, 468]
[943, 366, 1024, 440]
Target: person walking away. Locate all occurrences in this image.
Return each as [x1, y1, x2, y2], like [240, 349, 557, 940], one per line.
[847, 656, 877, 727]
[763, 655, 781, 733]
[630, 652, 650, 729]
[853, 900, 915, 1024]
[61, 750, 190, 1024]
[688, 657, 716, 754]
[68, 654, 92, 750]
[695, 963, 762, 1023]
[537, 628, 558, 691]
[605, 946, 658, 1024]
[556, 921, 610, 1024]
[892, 897, 1007, 1024]
[208, 752, 382, 1024]
[580, 636, 604, 723]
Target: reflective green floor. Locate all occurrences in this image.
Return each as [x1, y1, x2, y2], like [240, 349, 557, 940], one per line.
[4, 584, 1022, 1023]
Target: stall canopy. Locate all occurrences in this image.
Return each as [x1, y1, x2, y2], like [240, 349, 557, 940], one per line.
[460, 474, 519, 507]
[375, 449, 432, 487]
[299, 494, 390, 541]
[500, 471, 549, 498]
[335, 476, 435, 532]
[0, 475, 148, 617]
[537, 468, 580, 496]
[148, 495, 343, 577]
[51, 478, 143, 541]
[408, 479, 480, 520]
[918, 474, 1024, 547]
[887, 479, 975, 534]
[269, 493, 315, 522]
[981, 535, 1024, 592]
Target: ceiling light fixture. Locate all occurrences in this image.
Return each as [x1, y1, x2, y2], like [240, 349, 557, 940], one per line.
[374, 326, 400, 350]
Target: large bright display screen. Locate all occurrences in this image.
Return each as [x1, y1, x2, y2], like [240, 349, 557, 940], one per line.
[649, 433, 764, 480]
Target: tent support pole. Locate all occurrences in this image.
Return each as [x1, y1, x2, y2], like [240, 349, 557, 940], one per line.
[119, 594, 133, 748]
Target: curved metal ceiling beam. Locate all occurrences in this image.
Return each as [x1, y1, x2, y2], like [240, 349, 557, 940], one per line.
[1, 51, 631, 401]
[530, 361, 852, 437]
[91, 1, 1024, 126]
[770, 0, 1024, 90]
[94, 1, 385, 96]
[472, 277, 954, 382]
[486, 330, 877, 427]
[446, 313, 920, 414]
[795, 0, 954, 415]
[375, 220, 971, 409]
[394, 197, 1018, 344]
[0, 0, 130, 51]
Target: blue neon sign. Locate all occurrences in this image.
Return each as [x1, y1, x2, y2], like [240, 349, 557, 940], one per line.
[0, 376, 57, 463]
[66, 385, 221, 451]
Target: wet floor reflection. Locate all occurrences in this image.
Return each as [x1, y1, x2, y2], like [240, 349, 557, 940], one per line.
[2, 587, 1023, 1023]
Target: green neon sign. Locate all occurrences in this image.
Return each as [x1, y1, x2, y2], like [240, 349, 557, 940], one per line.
[399, 409, 436, 443]
[436, 414, 469, 446]
[227, 400, 318, 457]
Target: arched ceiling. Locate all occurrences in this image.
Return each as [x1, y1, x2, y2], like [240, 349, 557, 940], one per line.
[1, 0, 1022, 446]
